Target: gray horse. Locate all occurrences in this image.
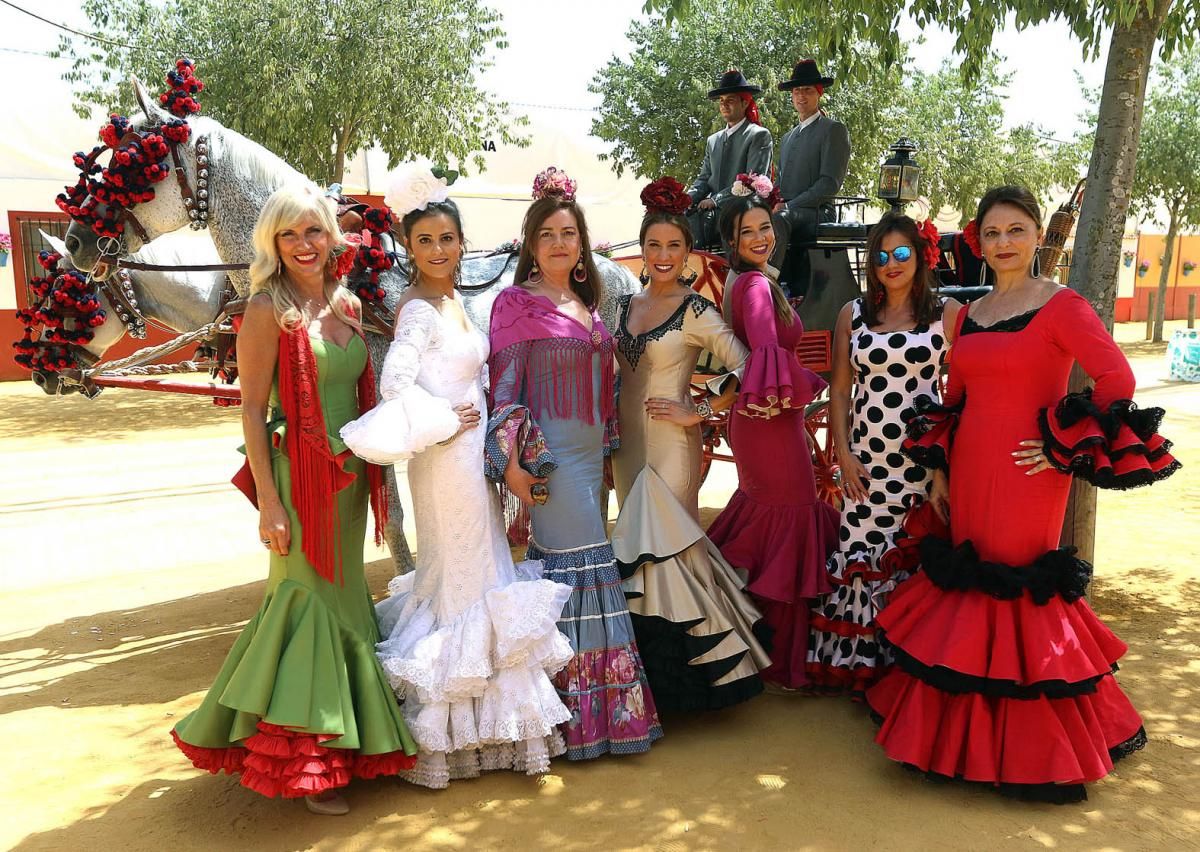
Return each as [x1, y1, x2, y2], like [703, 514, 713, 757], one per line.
[63, 77, 640, 572]
[31, 232, 228, 396]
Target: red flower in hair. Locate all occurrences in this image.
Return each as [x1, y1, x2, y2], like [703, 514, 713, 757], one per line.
[916, 219, 941, 269]
[640, 176, 691, 215]
[962, 219, 982, 259]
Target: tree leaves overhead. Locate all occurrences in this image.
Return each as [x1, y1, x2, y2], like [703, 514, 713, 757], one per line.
[1130, 49, 1200, 233]
[54, 0, 529, 184]
[590, 1, 904, 197]
[593, 3, 1085, 219]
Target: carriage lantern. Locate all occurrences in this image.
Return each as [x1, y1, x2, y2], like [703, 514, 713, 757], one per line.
[877, 138, 922, 212]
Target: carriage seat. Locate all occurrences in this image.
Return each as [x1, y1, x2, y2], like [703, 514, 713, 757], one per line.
[814, 221, 869, 244]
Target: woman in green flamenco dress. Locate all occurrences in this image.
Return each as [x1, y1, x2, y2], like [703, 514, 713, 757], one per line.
[171, 185, 417, 815]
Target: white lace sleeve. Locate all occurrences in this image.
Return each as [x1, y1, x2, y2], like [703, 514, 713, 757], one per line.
[340, 301, 460, 463]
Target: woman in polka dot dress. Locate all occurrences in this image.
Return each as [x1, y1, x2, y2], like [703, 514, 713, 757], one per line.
[806, 213, 960, 696]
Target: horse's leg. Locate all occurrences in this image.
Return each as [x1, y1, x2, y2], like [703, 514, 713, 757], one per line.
[384, 465, 415, 574]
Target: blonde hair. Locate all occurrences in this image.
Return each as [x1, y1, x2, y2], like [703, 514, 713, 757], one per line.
[249, 184, 359, 331]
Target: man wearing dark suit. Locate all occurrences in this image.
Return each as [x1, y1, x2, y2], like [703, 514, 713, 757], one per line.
[686, 69, 774, 249]
[772, 60, 851, 294]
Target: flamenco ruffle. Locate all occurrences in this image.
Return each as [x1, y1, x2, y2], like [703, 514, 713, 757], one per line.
[528, 539, 664, 759]
[877, 570, 1127, 696]
[708, 492, 839, 689]
[1038, 389, 1181, 489]
[373, 565, 574, 786]
[900, 395, 960, 472]
[484, 403, 558, 546]
[707, 491, 839, 604]
[338, 384, 459, 464]
[612, 466, 769, 711]
[171, 579, 417, 798]
[868, 671, 1146, 799]
[734, 343, 827, 419]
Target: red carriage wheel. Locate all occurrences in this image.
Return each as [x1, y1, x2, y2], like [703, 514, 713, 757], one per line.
[805, 398, 843, 510]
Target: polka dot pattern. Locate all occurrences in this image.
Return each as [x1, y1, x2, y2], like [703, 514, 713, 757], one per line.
[807, 298, 949, 688]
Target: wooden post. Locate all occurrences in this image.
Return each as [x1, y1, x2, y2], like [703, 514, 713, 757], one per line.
[1145, 292, 1156, 340]
[1189, 293, 1196, 329]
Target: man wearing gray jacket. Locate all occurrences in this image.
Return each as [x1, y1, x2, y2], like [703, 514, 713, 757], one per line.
[773, 60, 851, 293]
[687, 69, 774, 248]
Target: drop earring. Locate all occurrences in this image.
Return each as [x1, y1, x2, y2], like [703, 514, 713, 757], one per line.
[638, 265, 649, 286]
[529, 261, 543, 284]
[573, 254, 587, 283]
[978, 258, 988, 287]
[678, 268, 698, 287]
[1030, 249, 1042, 279]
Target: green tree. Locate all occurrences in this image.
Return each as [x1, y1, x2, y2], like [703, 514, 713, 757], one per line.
[648, 0, 1195, 562]
[1130, 49, 1200, 342]
[53, 0, 527, 184]
[589, 0, 905, 197]
[902, 62, 1087, 225]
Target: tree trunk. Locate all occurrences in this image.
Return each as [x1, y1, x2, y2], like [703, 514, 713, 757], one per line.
[1060, 0, 1170, 564]
[1154, 203, 1180, 342]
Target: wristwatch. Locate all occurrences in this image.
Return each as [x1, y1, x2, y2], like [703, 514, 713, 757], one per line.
[695, 397, 714, 419]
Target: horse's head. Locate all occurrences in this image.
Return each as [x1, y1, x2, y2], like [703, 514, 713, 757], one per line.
[65, 77, 202, 279]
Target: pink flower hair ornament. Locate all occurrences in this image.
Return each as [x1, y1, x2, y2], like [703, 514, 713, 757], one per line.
[532, 166, 577, 202]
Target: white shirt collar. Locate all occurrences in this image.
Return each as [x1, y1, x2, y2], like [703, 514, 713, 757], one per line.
[797, 112, 820, 131]
[725, 117, 747, 138]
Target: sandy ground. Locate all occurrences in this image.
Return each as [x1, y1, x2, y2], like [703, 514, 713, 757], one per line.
[1, 321, 1197, 852]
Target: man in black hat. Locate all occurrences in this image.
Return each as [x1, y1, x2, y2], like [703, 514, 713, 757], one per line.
[686, 69, 774, 249]
[772, 60, 851, 293]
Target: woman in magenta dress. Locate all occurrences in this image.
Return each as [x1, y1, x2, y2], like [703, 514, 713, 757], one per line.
[706, 177, 840, 690]
[868, 185, 1181, 802]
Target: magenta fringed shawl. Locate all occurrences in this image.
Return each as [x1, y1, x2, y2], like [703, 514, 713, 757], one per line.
[487, 285, 617, 425]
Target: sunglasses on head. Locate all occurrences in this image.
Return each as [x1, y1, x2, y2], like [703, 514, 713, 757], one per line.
[876, 245, 914, 266]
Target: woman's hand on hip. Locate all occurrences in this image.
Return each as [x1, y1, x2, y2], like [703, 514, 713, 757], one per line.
[646, 397, 702, 427]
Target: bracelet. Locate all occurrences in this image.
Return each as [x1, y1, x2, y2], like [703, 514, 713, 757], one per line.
[695, 397, 714, 419]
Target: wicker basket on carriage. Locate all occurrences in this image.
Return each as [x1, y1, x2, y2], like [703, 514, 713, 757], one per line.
[1039, 179, 1085, 279]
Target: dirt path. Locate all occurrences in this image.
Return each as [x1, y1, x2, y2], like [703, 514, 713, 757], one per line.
[1, 322, 1197, 851]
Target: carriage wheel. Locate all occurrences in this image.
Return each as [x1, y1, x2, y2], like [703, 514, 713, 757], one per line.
[805, 399, 842, 510]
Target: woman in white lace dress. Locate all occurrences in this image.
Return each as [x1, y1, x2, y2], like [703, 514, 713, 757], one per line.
[339, 169, 573, 789]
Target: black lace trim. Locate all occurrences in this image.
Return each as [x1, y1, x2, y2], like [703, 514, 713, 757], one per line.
[960, 307, 1041, 335]
[882, 636, 1117, 699]
[870, 712, 1147, 804]
[919, 535, 1092, 605]
[616, 292, 716, 370]
[1038, 389, 1182, 490]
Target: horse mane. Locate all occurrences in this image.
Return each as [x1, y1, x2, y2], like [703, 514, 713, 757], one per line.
[192, 116, 312, 194]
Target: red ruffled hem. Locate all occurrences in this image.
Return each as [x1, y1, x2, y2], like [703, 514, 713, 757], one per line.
[878, 572, 1127, 687]
[708, 490, 839, 603]
[806, 660, 886, 695]
[172, 723, 417, 799]
[866, 670, 1143, 786]
[734, 344, 826, 419]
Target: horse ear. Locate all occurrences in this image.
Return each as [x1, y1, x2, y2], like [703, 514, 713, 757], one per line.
[131, 75, 167, 124]
[40, 230, 70, 258]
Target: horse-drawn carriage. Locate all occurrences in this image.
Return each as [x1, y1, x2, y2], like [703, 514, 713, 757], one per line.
[15, 60, 1079, 563]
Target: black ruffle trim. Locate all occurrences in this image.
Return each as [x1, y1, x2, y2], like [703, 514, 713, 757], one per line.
[900, 395, 962, 473]
[871, 712, 1148, 804]
[628, 612, 764, 712]
[919, 535, 1092, 605]
[1038, 389, 1181, 490]
[881, 634, 1118, 699]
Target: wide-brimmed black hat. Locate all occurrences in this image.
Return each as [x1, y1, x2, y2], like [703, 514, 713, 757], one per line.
[708, 69, 763, 99]
[778, 59, 835, 91]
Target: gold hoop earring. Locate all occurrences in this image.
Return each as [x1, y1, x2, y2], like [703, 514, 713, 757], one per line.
[573, 254, 587, 283]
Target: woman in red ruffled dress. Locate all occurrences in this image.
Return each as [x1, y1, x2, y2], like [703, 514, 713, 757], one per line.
[868, 185, 1181, 802]
[706, 176, 840, 690]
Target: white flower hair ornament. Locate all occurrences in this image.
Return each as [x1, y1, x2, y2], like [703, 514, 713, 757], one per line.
[383, 163, 458, 216]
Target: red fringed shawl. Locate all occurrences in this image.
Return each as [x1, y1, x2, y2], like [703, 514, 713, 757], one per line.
[235, 314, 388, 585]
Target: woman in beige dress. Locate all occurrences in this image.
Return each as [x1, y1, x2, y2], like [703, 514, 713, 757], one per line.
[610, 177, 771, 711]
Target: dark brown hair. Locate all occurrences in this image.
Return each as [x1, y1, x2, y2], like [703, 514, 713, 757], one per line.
[863, 211, 942, 327]
[515, 197, 603, 309]
[719, 194, 792, 324]
[639, 211, 693, 254]
[976, 185, 1043, 233]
